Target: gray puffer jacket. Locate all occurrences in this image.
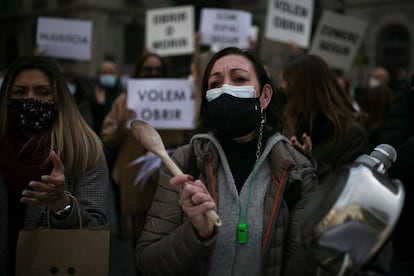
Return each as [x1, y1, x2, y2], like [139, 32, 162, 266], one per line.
[136, 132, 319, 276]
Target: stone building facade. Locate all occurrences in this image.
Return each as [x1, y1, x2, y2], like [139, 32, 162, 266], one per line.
[0, 0, 412, 86]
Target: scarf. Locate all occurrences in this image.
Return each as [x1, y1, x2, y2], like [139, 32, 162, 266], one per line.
[0, 130, 52, 224]
[0, 130, 52, 270]
[0, 131, 52, 197]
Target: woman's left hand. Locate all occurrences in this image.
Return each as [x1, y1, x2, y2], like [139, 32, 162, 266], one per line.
[290, 133, 312, 153]
[21, 150, 70, 211]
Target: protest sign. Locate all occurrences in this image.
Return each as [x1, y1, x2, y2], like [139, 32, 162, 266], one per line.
[127, 79, 195, 129]
[36, 17, 92, 60]
[146, 5, 194, 56]
[265, 0, 314, 48]
[200, 8, 252, 50]
[309, 10, 368, 71]
[250, 25, 259, 43]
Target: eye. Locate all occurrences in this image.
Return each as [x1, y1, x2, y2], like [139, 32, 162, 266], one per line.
[232, 72, 249, 83]
[35, 86, 52, 96]
[11, 87, 26, 97]
[235, 77, 247, 82]
[208, 81, 220, 89]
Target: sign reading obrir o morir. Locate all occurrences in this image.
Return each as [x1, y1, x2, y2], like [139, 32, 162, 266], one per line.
[146, 5, 194, 56]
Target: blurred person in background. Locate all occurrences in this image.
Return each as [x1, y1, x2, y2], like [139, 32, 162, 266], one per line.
[357, 85, 395, 150]
[355, 66, 391, 106]
[280, 54, 370, 182]
[63, 70, 94, 128]
[101, 52, 189, 246]
[90, 58, 123, 135]
[379, 74, 414, 276]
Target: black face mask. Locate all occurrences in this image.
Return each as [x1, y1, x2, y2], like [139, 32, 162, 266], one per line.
[207, 94, 262, 138]
[8, 98, 58, 132]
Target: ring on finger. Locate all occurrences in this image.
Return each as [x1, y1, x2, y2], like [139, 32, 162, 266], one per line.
[190, 195, 199, 206]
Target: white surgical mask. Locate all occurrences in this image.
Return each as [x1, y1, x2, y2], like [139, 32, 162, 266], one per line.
[369, 77, 380, 88]
[206, 84, 256, 102]
[100, 74, 117, 88]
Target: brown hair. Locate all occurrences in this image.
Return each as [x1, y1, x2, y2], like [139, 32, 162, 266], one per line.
[199, 47, 284, 135]
[282, 54, 355, 145]
[358, 85, 394, 131]
[132, 52, 167, 78]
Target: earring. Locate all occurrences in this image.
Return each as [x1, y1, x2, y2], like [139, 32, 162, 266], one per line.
[260, 108, 266, 124]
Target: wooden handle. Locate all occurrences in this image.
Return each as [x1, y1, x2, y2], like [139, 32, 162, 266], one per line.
[160, 152, 222, 227]
[130, 120, 221, 226]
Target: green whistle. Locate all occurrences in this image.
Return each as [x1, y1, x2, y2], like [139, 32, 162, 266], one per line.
[238, 223, 248, 244]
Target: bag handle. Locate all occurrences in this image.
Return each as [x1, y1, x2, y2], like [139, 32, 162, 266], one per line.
[47, 192, 83, 229]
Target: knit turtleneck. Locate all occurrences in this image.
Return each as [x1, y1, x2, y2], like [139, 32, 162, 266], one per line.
[220, 136, 258, 193]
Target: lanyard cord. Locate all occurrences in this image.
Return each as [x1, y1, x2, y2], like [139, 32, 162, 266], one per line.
[239, 115, 264, 224]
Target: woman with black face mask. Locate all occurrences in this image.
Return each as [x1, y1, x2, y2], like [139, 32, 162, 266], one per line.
[135, 47, 320, 276]
[0, 56, 108, 275]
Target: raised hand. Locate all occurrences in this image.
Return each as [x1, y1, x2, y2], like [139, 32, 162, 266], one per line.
[21, 150, 70, 211]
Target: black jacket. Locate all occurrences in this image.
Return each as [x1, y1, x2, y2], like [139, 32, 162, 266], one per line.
[379, 75, 414, 262]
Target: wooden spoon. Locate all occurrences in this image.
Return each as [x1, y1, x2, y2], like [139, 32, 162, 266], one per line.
[131, 119, 222, 227]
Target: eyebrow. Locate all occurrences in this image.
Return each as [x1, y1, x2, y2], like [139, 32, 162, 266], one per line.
[12, 84, 51, 87]
[209, 68, 249, 79]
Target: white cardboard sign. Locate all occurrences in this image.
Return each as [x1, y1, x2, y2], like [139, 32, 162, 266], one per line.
[146, 5, 194, 56]
[309, 10, 368, 71]
[265, 0, 314, 48]
[36, 17, 92, 61]
[127, 79, 195, 129]
[200, 8, 252, 50]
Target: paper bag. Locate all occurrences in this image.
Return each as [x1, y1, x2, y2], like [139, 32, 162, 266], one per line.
[15, 226, 109, 276]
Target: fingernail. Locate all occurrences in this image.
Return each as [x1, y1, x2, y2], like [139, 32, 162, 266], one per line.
[187, 175, 194, 181]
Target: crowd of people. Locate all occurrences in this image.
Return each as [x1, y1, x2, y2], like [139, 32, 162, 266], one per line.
[0, 38, 413, 276]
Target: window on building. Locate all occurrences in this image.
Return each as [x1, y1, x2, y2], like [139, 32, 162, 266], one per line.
[124, 0, 142, 4]
[376, 24, 410, 84]
[0, 0, 21, 10]
[32, 0, 48, 9]
[124, 22, 144, 65]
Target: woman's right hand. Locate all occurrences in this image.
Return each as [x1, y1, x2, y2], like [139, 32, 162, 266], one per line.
[117, 108, 136, 124]
[111, 108, 136, 133]
[170, 174, 216, 238]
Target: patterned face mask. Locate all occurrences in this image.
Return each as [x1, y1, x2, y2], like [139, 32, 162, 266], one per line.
[8, 98, 58, 132]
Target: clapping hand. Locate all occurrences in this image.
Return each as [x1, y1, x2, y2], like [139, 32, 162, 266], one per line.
[21, 150, 70, 211]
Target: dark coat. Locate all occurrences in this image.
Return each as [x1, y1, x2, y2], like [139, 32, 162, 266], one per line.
[311, 118, 370, 182]
[379, 76, 414, 262]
